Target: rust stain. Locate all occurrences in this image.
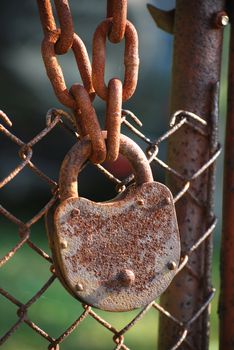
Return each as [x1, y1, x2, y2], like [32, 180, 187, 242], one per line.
[53, 181, 180, 311]
[92, 18, 139, 102]
[105, 78, 123, 162]
[106, 0, 127, 43]
[46, 133, 180, 311]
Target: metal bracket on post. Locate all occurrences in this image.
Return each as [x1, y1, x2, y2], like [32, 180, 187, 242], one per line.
[147, 4, 175, 34]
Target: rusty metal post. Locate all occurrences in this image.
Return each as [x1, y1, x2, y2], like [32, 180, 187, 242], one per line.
[219, 3, 234, 349]
[158, 1, 225, 349]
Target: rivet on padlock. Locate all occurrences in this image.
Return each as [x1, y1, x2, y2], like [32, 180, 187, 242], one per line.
[46, 132, 181, 312]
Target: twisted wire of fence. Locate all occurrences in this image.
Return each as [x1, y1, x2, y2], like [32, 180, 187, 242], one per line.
[0, 107, 220, 349]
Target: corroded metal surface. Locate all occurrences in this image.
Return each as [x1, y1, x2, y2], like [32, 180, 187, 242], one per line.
[46, 133, 180, 311]
[105, 78, 123, 162]
[158, 0, 224, 349]
[51, 182, 180, 311]
[37, 0, 139, 164]
[58, 132, 154, 201]
[92, 18, 139, 102]
[107, 0, 127, 43]
[70, 84, 106, 164]
[37, 0, 74, 54]
[41, 32, 94, 109]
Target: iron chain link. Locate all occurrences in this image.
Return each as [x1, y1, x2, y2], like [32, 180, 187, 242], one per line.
[37, 0, 139, 163]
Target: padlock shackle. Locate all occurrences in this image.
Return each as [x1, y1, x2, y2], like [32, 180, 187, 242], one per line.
[59, 132, 153, 201]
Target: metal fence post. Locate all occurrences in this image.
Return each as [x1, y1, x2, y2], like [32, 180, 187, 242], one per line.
[158, 0, 225, 349]
[219, 2, 234, 349]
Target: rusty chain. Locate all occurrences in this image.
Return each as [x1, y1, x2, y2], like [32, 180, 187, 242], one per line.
[37, 0, 139, 163]
[107, 0, 127, 43]
[37, 0, 74, 55]
[37, 0, 105, 163]
[0, 1, 220, 349]
[105, 79, 123, 161]
[0, 106, 220, 349]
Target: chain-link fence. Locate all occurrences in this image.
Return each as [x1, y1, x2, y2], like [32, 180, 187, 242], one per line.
[0, 106, 220, 349]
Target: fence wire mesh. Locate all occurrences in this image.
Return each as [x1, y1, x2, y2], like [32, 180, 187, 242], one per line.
[0, 107, 220, 350]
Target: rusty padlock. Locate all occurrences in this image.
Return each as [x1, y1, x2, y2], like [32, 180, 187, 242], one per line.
[46, 132, 180, 311]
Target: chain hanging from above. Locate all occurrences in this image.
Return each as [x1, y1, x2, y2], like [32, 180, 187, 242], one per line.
[37, 0, 181, 315]
[36, 0, 139, 164]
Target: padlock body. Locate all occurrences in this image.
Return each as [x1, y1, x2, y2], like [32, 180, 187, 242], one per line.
[47, 181, 180, 312]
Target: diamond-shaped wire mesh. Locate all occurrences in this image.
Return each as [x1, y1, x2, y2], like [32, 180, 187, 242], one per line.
[0, 108, 220, 349]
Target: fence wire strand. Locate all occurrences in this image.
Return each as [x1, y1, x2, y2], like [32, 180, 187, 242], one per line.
[0, 108, 219, 349]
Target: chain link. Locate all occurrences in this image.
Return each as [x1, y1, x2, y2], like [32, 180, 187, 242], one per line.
[105, 78, 123, 161]
[37, 0, 74, 55]
[93, 3, 139, 160]
[70, 84, 106, 164]
[41, 31, 95, 108]
[37, 0, 107, 162]
[92, 18, 139, 102]
[106, 0, 127, 43]
[37, 0, 139, 164]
